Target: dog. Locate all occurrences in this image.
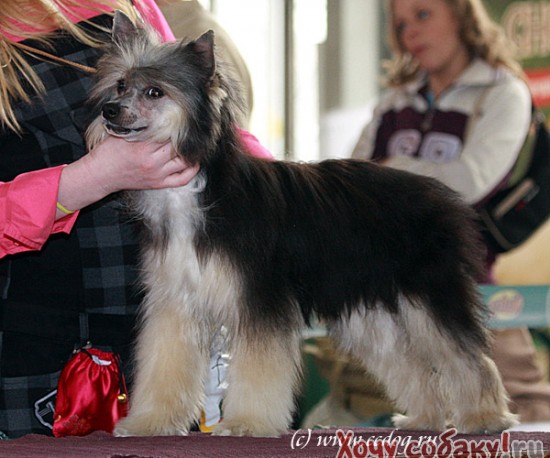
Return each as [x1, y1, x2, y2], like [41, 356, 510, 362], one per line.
[86, 11, 517, 437]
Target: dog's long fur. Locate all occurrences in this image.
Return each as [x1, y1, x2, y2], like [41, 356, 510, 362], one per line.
[86, 12, 517, 436]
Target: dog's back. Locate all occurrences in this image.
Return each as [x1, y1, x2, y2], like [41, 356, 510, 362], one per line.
[196, 151, 487, 347]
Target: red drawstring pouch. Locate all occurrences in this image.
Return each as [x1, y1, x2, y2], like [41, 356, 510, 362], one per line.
[53, 346, 129, 437]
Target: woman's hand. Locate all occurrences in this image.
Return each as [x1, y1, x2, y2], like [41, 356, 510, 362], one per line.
[57, 136, 200, 216]
[86, 136, 200, 194]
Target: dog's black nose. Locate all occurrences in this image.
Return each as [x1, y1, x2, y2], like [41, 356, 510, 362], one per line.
[102, 102, 120, 121]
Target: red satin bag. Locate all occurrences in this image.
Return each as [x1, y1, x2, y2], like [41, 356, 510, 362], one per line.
[53, 347, 128, 437]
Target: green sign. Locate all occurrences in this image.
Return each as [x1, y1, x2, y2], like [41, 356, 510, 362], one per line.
[485, 0, 550, 113]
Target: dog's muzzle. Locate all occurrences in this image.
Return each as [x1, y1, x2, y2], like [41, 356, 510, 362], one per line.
[102, 102, 146, 136]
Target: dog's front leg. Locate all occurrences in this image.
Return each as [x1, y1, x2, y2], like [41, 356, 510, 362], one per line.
[213, 327, 303, 437]
[114, 304, 209, 436]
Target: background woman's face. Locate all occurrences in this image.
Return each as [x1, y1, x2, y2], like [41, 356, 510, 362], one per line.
[392, 0, 469, 78]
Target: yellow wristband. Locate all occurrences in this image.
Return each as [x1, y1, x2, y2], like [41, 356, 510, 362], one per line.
[56, 201, 75, 215]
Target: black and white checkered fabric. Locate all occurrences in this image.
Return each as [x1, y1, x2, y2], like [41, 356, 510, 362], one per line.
[0, 15, 142, 438]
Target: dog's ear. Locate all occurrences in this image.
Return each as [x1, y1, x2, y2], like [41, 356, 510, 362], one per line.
[112, 10, 139, 45]
[188, 30, 216, 80]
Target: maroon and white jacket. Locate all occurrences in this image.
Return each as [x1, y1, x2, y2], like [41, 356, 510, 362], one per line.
[352, 58, 531, 206]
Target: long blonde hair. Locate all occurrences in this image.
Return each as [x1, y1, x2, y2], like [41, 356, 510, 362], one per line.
[384, 0, 524, 87]
[0, 0, 140, 132]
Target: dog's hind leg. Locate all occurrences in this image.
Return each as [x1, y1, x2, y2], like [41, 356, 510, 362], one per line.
[331, 305, 448, 432]
[398, 301, 517, 433]
[332, 301, 517, 433]
[213, 326, 303, 437]
[443, 349, 517, 434]
[114, 303, 210, 436]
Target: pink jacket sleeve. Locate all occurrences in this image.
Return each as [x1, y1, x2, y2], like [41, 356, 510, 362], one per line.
[0, 166, 78, 258]
[237, 128, 273, 159]
[135, 0, 176, 41]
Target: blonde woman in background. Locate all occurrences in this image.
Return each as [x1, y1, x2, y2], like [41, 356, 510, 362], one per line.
[0, 0, 268, 437]
[352, 0, 550, 423]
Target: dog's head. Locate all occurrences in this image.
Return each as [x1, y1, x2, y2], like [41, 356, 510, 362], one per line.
[86, 11, 239, 165]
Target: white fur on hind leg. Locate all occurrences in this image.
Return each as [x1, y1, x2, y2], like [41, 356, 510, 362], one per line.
[333, 305, 447, 431]
[332, 300, 517, 433]
[447, 354, 518, 433]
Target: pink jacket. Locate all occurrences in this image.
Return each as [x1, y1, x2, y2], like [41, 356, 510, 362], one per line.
[0, 1, 271, 259]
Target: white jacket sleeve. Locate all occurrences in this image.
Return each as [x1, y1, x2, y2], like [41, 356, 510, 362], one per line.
[385, 78, 532, 205]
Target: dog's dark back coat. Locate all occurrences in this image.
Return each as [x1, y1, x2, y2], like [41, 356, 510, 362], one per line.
[200, 142, 487, 343]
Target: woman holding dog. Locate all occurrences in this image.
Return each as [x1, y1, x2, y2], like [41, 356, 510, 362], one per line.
[0, 0, 269, 437]
[352, 0, 550, 423]
[0, 137, 199, 257]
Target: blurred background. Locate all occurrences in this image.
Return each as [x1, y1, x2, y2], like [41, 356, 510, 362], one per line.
[198, 0, 549, 161]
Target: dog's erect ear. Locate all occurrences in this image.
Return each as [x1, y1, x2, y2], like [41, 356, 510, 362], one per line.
[112, 10, 139, 45]
[188, 30, 216, 80]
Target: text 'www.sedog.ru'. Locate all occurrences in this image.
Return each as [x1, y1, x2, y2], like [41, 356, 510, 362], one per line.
[290, 428, 545, 458]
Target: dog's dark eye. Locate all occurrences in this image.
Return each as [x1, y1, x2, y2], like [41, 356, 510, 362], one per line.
[146, 87, 164, 98]
[117, 80, 126, 94]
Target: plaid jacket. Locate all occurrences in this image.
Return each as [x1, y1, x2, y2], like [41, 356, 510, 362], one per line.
[0, 15, 142, 438]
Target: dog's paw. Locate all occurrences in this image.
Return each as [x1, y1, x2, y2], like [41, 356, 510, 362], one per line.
[114, 415, 188, 437]
[452, 411, 519, 434]
[392, 413, 445, 431]
[212, 419, 283, 437]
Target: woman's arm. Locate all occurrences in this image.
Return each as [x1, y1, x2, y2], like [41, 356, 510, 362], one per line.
[0, 127, 270, 259]
[236, 127, 273, 159]
[0, 166, 74, 257]
[0, 137, 199, 258]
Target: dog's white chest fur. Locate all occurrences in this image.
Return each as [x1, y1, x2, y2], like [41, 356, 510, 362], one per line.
[134, 178, 203, 235]
[133, 177, 241, 323]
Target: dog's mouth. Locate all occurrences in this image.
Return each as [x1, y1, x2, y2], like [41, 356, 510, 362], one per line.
[105, 122, 147, 137]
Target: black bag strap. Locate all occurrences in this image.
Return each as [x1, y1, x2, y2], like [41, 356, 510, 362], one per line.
[504, 107, 545, 188]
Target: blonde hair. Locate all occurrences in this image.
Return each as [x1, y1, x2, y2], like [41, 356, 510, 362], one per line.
[384, 0, 524, 87]
[0, 0, 141, 132]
